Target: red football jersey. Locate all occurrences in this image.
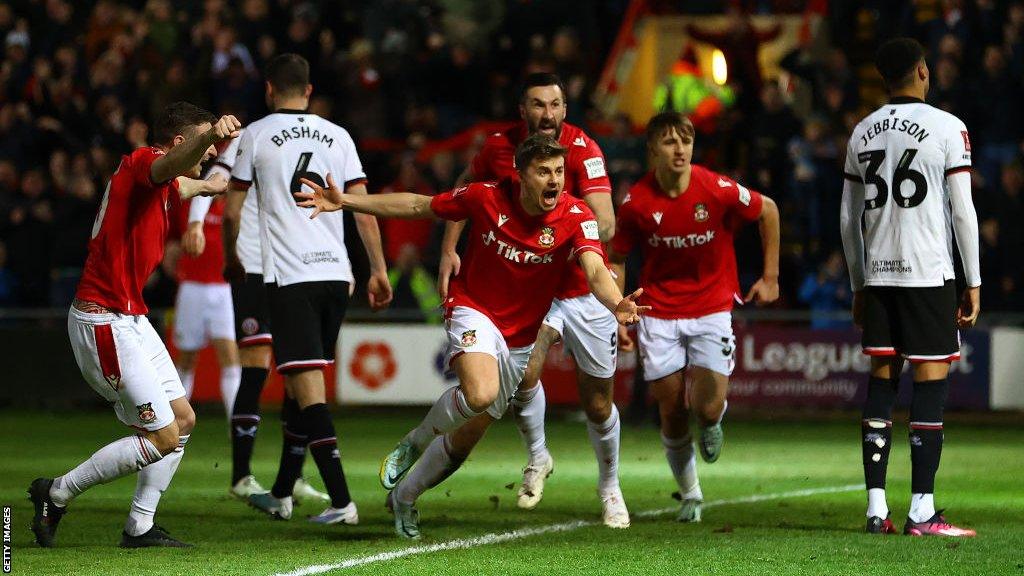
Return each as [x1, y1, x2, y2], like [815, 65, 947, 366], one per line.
[611, 165, 763, 320]
[77, 147, 178, 314]
[430, 179, 605, 347]
[470, 122, 612, 300]
[175, 197, 226, 284]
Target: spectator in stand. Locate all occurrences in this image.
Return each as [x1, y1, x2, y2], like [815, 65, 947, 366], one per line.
[597, 113, 646, 192]
[787, 117, 840, 256]
[995, 161, 1024, 310]
[798, 250, 851, 329]
[50, 174, 98, 307]
[748, 79, 801, 195]
[387, 244, 442, 323]
[0, 240, 14, 306]
[5, 169, 53, 307]
[927, 57, 968, 116]
[971, 45, 1023, 189]
[686, 6, 780, 113]
[380, 154, 438, 264]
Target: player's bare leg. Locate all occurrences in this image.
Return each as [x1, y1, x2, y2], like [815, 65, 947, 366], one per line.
[390, 414, 495, 539]
[122, 396, 195, 548]
[283, 369, 357, 525]
[652, 370, 702, 522]
[688, 366, 729, 463]
[903, 360, 974, 536]
[231, 344, 272, 499]
[578, 369, 629, 527]
[382, 352, 498, 489]
[513, 325, 557, 509]
[174, 349, 199, 399]
[862, 356, 902, 534]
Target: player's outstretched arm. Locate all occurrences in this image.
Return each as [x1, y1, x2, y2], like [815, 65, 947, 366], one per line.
[744, 195, 781, 305]
[607, 249, 635, 352]
[579, 251, 650, 326]
[346, 182, 394, 311]
[177, 172, 229, 201]
[295, 174, 435, 219]
[152, 115, 241, 184]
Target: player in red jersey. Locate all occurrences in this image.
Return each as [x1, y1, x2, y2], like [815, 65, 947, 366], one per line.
[609, 112, 780, 523]
[295, 134, 648, 539]
[438, 73, 626, 523]
[171, 190, 241, 420]
[28, 102, 241, 549]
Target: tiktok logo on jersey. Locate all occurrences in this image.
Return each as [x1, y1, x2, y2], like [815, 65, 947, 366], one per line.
[648, 230, 715, 248]
[482, 229, 554, 263]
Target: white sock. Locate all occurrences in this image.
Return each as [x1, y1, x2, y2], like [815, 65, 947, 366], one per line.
[126, 435, 189, 537]
[866, 487, 888, 518]
[220, 365, 242, 418]
[178, 367, 195, 400]
[512, 383, 549, 465]
[405, 387, 481, 451]
[661, 433, 702, 500]
[587, 405, 621, 492]
[908, 493, 935, 523]
[50, 435, 163, 507]
[395, 435, 463, 505]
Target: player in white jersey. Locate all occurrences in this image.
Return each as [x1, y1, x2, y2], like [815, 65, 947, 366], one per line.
[225, 53, 392, 525]
[189, 136, 328, 506]
[841, 38, 979, 538]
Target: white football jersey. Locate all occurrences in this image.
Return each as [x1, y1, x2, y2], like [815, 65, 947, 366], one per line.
[232, 111, 365, 286]
[843, 98, 971, 287]
[212, 135, 262, 275]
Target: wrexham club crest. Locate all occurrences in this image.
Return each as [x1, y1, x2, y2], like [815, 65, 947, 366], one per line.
[461, 330, 477, 347]
[694, 203, 709, 222]
[136, 402, 157, 424]
[538, 226, 555, 248]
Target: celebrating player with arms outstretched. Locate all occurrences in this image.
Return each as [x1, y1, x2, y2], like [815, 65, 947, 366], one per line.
[841, 38, 979, 537]
[227, 53, 392, 525]
[609, 112, 779, 523]
[29, 102, 240, 548]
[296, 134, 648, 540]
[439, 72, 626, 524]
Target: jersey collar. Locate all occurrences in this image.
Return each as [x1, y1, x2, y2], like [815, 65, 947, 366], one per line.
[275, 108, 308, 114]
[888, 96, 924, 105]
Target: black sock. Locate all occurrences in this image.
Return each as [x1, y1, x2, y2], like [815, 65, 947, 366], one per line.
[862, 375, 899, 490]
[231, 367, 268, 485]
[271, 397, 307, 499]
[910, 379, 948, 494]
[301, 402, 352, 508]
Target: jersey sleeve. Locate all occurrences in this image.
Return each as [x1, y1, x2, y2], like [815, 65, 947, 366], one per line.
[230, 128, 255, 184]
[574, 138, 612, 196]
[609, 197, 640, 256]
[128, 147, 166, 188]
[430, 184, 484, 222]
[944, 118, 972, 176]
[470, 139, 496, 181]
[718, 175, 763, 222]
[337, 128, 368, 187]
[570, 205, 606, 260]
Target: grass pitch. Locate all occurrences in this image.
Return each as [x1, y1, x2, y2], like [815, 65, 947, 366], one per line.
[2, 408, 1021, 575]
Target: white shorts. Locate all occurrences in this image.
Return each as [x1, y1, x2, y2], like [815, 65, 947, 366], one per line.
[543, 294, 617, 379]
[68, 307, 186, 431]
[444, 306, 534, 419]
[174, 281, 235, 351]
[638, 311, 736, 380]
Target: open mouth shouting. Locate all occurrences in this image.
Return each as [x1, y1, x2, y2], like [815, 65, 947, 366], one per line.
[541, 187, 559, 208]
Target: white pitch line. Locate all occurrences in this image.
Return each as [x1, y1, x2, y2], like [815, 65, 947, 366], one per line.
[272, 483, 861, 576]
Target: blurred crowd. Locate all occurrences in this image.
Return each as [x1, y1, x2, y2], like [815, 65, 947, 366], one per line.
[0, 0, 1022, 320]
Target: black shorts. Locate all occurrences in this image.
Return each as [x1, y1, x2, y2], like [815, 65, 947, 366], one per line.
[862, 280, 960, 362]
[267, 281, 350, 373]
[232, 273, 272, 347]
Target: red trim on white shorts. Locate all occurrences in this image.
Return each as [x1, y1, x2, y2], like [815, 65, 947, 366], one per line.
[239, 334, 273, 347]
[447, 350, 465, 371]
[277, 359, 329, 373]
[863, 346, 898, 357]
[93, 324, 121, 391]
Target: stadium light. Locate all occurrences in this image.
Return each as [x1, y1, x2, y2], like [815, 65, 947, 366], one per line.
[711, 49, 728, 85]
